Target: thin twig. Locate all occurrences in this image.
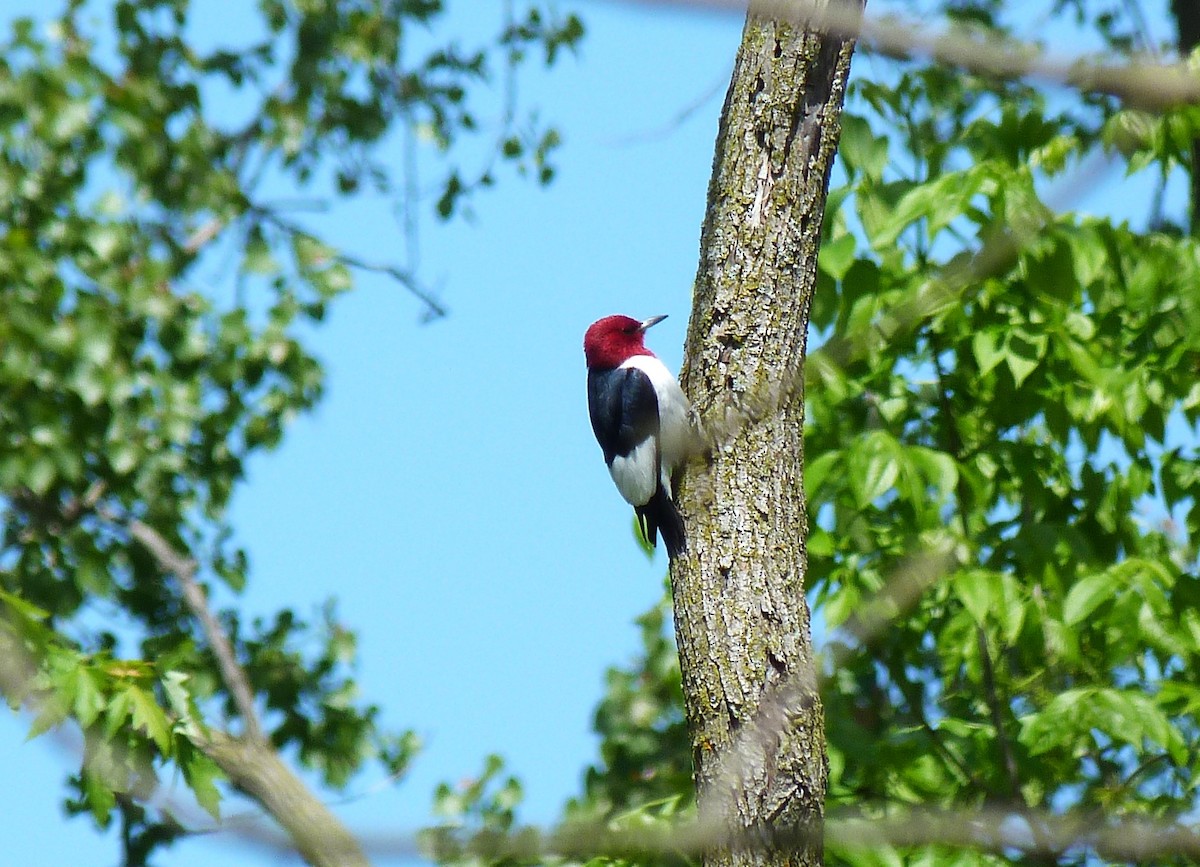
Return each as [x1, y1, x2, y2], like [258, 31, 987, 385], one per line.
[605, 69, 730, 145]
[184, 218, 227, 255]
[334, 247, 448, 319]
[975, 627, 1019, 799]
[254, 206, 448, 320]
[888, 662, 988, 791]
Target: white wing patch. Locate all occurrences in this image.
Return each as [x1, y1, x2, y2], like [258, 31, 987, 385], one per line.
[620, 355, 693, 496]
[609, 437, 658, 507]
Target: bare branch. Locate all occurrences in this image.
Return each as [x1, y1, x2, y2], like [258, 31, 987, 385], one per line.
[306, 805, 1200, 863]
[198, 729, 372, 867]
[253, 205, 448, 320]
[833, 549, 959, 652]
[7, 594, 1200, 867]
[123, 518, 263, 743]
[700, 547, 959, 824]
[333, 247, 449, 321]
[0, 601, 372, 867]
[828, 805, 1200, 862]
[603, 0, 1200, 109]
[183, 217, 227, 255]
[112, 518, 376, 865]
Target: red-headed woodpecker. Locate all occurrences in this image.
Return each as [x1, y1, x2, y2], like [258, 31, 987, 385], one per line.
[584, 314, 693, 558]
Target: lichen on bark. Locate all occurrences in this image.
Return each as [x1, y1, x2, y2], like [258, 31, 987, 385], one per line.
[670, 4, 861, 866]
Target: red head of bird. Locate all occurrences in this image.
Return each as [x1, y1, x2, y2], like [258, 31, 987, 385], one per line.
[583, 314, 668, 370]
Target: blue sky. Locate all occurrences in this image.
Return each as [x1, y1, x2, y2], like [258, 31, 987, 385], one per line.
[0, 1, 1189, 865]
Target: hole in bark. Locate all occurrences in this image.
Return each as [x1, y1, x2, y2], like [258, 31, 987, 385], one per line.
[750, 73, 765, 104]
[767, 649, 788, 680]
[727, 705, 741, 732]
[716, 330, 743, 349]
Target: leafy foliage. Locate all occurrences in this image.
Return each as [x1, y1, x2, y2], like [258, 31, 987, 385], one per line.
[808, 7, 1200, 861]
[0, 0, 579, 863]
[575, 592, 691, 818]
[563, 594, 694, 867]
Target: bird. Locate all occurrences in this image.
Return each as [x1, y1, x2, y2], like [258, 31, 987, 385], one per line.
[583, 314, 693, 558]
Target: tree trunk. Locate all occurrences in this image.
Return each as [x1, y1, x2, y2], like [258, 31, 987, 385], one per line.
[670, 4, 860, 866]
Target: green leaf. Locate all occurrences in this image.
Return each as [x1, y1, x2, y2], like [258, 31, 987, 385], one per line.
[242, 233, 280, 275]
[819, 233, 857, 281]
[1019, 688, 1087, 755]
[293, 232, 334, 268]
[839, 113, 889, 180]
[109, 443, 139, 476]
[104, 686, 134, 739]
[162, 670, 206, 739]
[25, 455, 57, 495]
[0, 591, 49, 622]
[81, 768, 117, 827]
[631, 513, 655, 559]
[873, 165, 991, 247]
[952, 570, 997, 626]
[804, 451, 840, 499]
[27, 696, 70, 740]
[1062, 572, 1111, 626]
[70, 667, 107, 729]
[909, 447, 958, 501]
[807, 527, 834, 557]
[1005, 330, 1047, 387]
[126, 686, 172, 754]
[971, 329, 1006, 376]
[87, 225, 124, 261]
[849, 431, 900, 506]
[179, 740, 223, 820]
[821, 582, 860, 630]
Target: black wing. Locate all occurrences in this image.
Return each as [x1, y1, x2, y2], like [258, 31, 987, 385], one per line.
[587, 366, 660, 466]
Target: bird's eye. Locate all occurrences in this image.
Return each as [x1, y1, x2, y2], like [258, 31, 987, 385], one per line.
[622, 326, 636, 334]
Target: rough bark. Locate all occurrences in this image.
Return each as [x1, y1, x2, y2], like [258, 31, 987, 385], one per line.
[670, 4, 860, 866]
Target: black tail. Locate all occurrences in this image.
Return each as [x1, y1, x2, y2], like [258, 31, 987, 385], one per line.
[636, 487, 687, 559]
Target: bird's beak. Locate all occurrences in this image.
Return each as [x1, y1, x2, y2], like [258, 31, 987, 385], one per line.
[638, 315, 668, 332]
